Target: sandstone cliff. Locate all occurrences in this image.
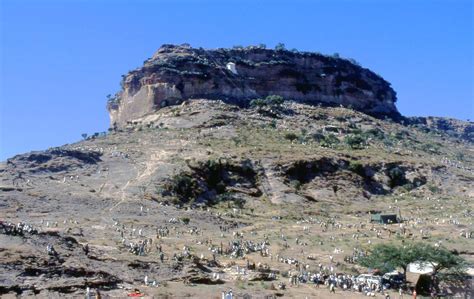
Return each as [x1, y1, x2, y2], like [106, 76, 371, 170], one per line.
[107, 44, 399, 127]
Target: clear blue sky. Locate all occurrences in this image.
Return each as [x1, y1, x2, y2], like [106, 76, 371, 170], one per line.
[1, 0, 473, 160]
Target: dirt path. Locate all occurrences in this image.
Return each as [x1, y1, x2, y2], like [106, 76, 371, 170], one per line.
[108, 149, 172, 212]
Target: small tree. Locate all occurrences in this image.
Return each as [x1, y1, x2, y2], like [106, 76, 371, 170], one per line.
[320, 134, 340, 148]
[358, 243, 419, 276]
[250, 95, 285, 117]
[138, 186, 146, 198]
[416, 243, 467, 293]
[265, 95, 284, 106]
[387, 166, 406, 188]
[275, 43, 286, 51]
[348, 161, 365, 176]
[165, 174, 200, 203]
[284, 132, 299, 142]
[359, 242, 467, 293]
[348, 58, 360, 66]
[345, 134, 366, 149]
[81, 133, 88, 140]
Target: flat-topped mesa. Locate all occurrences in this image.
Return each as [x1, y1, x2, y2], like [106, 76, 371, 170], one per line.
[107, 44, 400, 127]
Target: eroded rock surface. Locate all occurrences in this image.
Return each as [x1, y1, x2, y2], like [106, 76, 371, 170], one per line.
[108, 44, 399, 127]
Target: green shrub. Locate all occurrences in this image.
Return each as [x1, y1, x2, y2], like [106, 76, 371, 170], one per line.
[250, 98, 266, 107]
[166, 159, 257, 206]
[250, 95, 285, 108]
[401, 183, 415, 191]
[284, 132, 299, 142]
[456, 152, 465, 161]
[319, 133, 340, 148]
[387, 167, 406, 188]
[364, 128, 385, 139]
[165, 174, 200, 203]
[345, 134, 366, 149]
[290, 179, 302, 190]
[420, 143, 441, 154]
[233, 197, 246, 209]
[427, 184, 441, 193]
[275, 42, 286, 51]
[394, 130, 409, 140]
[348, 161, 365, 176]
[269, 120, 277, 128]
[312, 132, 325, 142]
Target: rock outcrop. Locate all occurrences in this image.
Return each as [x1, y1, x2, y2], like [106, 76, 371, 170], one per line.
[107, 44, 399, 127]
[408, 116, 474, 142]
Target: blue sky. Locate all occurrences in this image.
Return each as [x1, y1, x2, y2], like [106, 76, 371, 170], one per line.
[1, 0, 473, 160]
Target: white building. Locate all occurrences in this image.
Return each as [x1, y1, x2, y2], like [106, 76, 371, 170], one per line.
[226, 62, 238, 75]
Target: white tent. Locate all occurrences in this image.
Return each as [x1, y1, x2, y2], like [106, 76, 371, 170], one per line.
[407, 261, 436, 274]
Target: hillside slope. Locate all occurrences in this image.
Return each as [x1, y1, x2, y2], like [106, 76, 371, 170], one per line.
[1, 100, 473, 297]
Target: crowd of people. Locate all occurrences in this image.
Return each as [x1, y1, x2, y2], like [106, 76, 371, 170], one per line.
[0, 221, 38, 236]
[1, 192, 468, 299]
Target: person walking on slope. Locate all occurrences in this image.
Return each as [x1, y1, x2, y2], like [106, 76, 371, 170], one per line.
[329, 283, 336, 293]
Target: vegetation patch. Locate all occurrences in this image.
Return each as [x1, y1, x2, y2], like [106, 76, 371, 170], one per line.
[281, 158, 426, 195]
[283, 158, 343, 185]
[312, 132, 340, 148]
[163, 159, 261, 205]
[249, 95, 288, 117]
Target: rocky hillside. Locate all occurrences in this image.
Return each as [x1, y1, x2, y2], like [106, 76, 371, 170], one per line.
[1, 45, 473, 298]
[7, 99, 473, 205]
[2, 99, 473, 298]
[107, 44, 399, 127]
[408, 116, 474, 142]
[1, 99, 473, 297]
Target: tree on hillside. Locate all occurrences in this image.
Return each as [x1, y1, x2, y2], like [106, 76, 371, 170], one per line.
[359, 242, 467, 293]
[358, 243, 419, 276]
[415, 243, 467, 292]
[250, 95, 285, 117]
[345, 134, 366, 149]
[250, 95, 284, 109]
[275, 43, 286, 51]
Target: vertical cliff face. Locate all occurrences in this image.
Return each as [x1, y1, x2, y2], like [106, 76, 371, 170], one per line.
[107, 44, 400, 127]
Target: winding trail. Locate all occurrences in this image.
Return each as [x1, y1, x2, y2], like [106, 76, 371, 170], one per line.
[108, 150, 171, 212]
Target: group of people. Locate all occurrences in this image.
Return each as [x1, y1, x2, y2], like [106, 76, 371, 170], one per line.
[226, 239, 270, 258]
[0, 221, 38, 236]
[283, 270, 405, 297]
[127, 240, 148, 256]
